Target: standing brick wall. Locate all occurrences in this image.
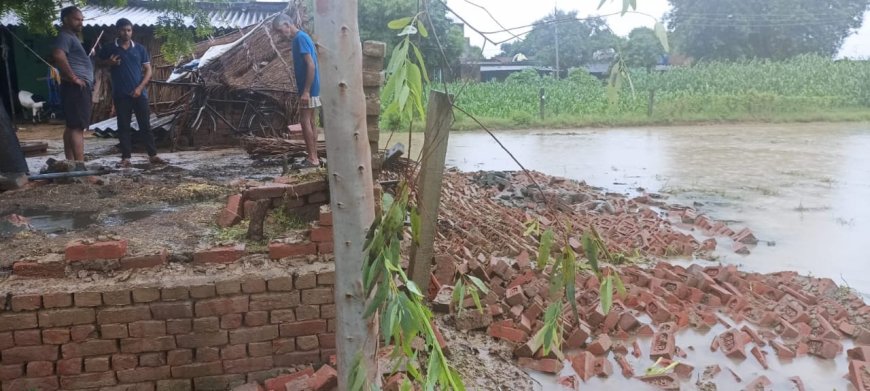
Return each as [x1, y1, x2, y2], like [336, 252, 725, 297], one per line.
[0, 268, 336, 391]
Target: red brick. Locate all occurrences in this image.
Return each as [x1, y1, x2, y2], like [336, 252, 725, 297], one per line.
[62, 340, 118, 358]
[570, 351, 596, 381]
[307, 191, 328, 204]
[132, 287, 161, 303]
[744, 375, 772, 390]
[317, 242, 334, 255]
[273, 338, 296, 354]
[218, 195, 244, 227]
[588, 335, 613, 356]
[170, 362, 223, 378]
[13, 329, 41, 346]
[301, 288, 333, 305]
[43, 329, 70, 345]
[223, 356, 273, 374]
[309, 227, 333, 243]
[60, 372, 117, 388]
[168, 349, 194, 366]
[307, 364, 337, 391]
[167, 319, 193, 335]
[101, 323, 129, 339]
[190, 286, 217, 299]
[3, 376, 59, 391]
[97, 305, 152, 324]
[140, 352, 167, 367]
[193, 244, 246, 264]
[245, 184, 292, 200]
[84, 356, 110, 372]
[215, 281, 242, 296]
[156, 379, 192, 391]
[195, 296, 249, 317]
[42, 293, 73, 309]
[593, 356, 613, 378]
[103, 290, 132, 306]
[241, 278, 266, 294]
[807, 338, 842, 360]
[274, 351, 322, 367]
[25, 361, 53, 377]
[849, 360, 870, 391]
[193, 374, 246, 390]
[120, 250, 168, 270]
[295, 274, 317, 289]
[248, 342, 271, 357]
[296, 335, 319, 351]
[220, 345, 247, 360]
[0, 313, 38, 332]
[10, 294, 41, 311]
[128, 320, 168, 338]
[266, 277, 293, 292]
[487, 322, 527, 343]
[161, 287, 190, 301]
[264, 368, 315, 391]
[118, 366, 171, 383]
[222, 314, 243, 329]
[57, 358, 82, 375]
[65, 239, 127, 261]
[233, 382, 265, 391]
[319, 210, 333, 226]
[320, 304, 335, 319]
[73, 292, 103, 307]
[193, 317, 220, 333]
[151, 301, 194, 320]
[718, 329, 746, 359]
[505, 286, 526, 307]
[39, 308, 95, 328]
[250, 293, 300, 311]
[269, 242, 318, 260]
[120, 336, 176, 353]
[12, 261, 66, 278]
[3, 345, 58, 363]
[650, 331, 676, 360]
[70, 325, 98, 342]
[229, 325, 279, 345]
[0, 332, 11, 350]
[197, 347, 220, 362]
[0, 364, 23, 380]
[280, 320, 327, 337]
[295, 305, 320, 321]
[318, 333, 336, 350]
[175, 332, 229, 349]
[518, 357, 563, 374]
[243, 311, 268, 327]
[111, 354, 137, 370]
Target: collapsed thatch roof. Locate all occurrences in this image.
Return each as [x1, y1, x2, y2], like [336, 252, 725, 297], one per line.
[187, 2, 308, 94]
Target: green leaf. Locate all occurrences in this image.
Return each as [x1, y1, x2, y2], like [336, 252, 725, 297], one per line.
[582, 233, 600, 275]
[614, 272, 627, 298]
[654, 22, 670, 52]
[564, 248, 579, 322]
[597, 0, 608, 9]
[467, 275, 488, 294]
[416, 20, 429, 38]
[386, 41, 408, 76]
[411, 43, 430, 83]
[600, 276, 613, 314]
[364, 283, 387, 318]
[398, 85, 411, 117]
[537, 229, 554, 269]
[381, 193, 395, 211]
[406, 63, 425, 120]
[470, 289, 483, 314]
[523, 220, 538, 237]
[454, 279, 466, 316]
[406, 281, 423, 298]
[388, 17, 413, 30]
[448, 367, 467, 391]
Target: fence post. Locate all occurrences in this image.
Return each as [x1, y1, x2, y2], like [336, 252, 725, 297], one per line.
[409, 90, 454, 291]
[539, 87, 545, 121]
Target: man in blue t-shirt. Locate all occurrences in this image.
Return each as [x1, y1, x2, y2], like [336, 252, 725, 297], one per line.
[98, 18, 166, 168]
[273, 14, 322, 168]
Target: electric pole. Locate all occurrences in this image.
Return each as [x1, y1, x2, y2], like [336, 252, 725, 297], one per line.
[554, 3, 560, 79]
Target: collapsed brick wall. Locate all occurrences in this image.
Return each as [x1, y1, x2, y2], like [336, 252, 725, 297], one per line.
[0, 267, 337, 391]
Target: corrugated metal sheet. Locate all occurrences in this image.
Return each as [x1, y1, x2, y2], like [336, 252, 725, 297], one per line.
[90, 113, 176, 132]
[1, 4, 276, 29]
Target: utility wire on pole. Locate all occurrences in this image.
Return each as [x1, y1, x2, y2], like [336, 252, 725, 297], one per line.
[554, 3, 560, 79]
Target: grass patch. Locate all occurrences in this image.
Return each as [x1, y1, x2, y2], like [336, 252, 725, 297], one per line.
[210, 208, 311, 252]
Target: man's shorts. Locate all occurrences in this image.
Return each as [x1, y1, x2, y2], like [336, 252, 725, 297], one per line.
[301, 96, 322, 109]
[60, 82, 93, 129]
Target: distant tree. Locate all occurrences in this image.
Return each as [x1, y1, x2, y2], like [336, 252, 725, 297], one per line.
[667, 0, 870, 60]
[500, 10, 620, 70]
[622, 27, 663, 70]
[358, 0, 465, 77]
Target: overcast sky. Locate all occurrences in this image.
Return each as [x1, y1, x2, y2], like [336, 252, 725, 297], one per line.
[443, 0, 870, 59]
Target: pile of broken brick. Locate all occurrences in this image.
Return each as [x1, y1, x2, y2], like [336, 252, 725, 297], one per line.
[231, 363, 337, 391]
[426, 171, 869, 390]
[439, 170, 759, 260]
[430, 252, 869, 390]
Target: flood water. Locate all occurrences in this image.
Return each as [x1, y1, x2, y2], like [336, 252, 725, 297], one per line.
[383, 122, 870, 390]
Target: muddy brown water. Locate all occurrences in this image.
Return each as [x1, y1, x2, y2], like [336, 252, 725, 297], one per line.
[384, 122, 870, 390]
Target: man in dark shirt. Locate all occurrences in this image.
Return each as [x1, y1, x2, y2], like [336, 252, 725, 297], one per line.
[52, 6, 93, 164]
[98, 18, 165, 168]
[273, 14, 322, 168]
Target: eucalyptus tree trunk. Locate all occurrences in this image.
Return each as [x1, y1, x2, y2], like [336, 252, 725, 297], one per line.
[314, 0, 378, 387]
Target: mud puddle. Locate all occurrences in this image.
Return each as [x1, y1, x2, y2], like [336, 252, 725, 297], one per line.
[0, 206, 176, 237]
[384, 122, 870, 296]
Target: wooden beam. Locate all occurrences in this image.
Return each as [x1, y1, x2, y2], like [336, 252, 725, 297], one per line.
[409, 90, 454, 291]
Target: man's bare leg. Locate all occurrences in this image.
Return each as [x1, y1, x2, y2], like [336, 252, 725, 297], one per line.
[300, 107, 319, 165]
[64, 128, 85, 162]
